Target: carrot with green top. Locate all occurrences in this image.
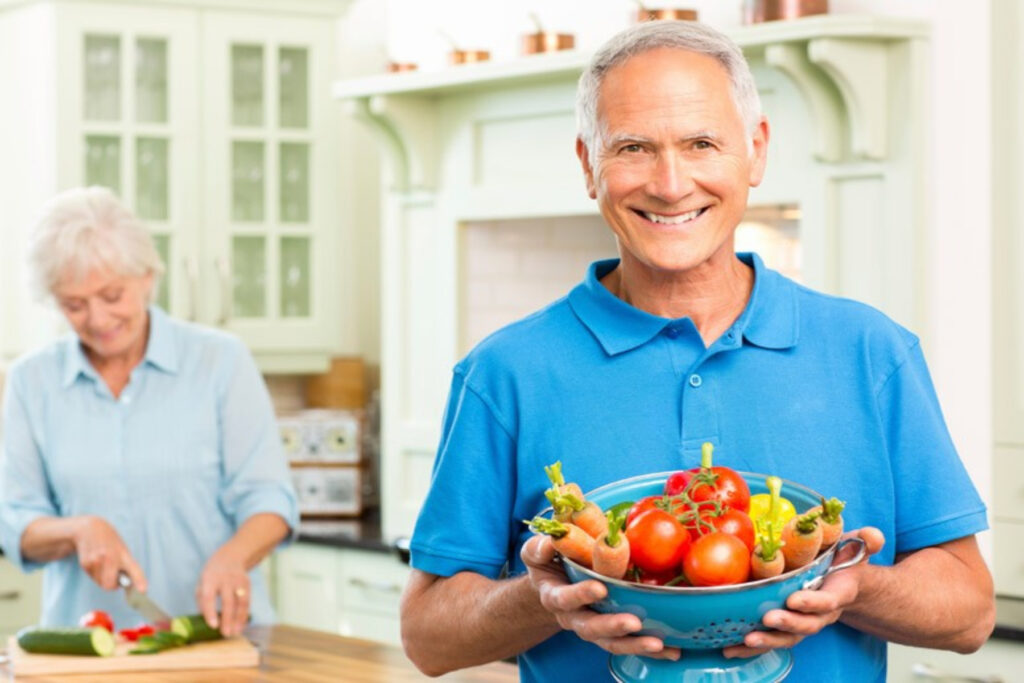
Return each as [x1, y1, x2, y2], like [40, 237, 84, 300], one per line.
[593, 509, 630, 579]
[544, 461, 584, 500]
[807, 497, 846, 547]
[527, 517, 594, 567]
[750, 476, 786, 579]
[780, 510, 823, 571]
[545, 490, 608, 539]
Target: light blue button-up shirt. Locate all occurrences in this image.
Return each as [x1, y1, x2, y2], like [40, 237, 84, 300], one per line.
[0, 306, 298, 628]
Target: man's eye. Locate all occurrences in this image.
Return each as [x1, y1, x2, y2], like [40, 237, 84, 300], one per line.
[693, 140, 714, 150]
[102, 290, 123, 303]
[620, 143, 644, 154]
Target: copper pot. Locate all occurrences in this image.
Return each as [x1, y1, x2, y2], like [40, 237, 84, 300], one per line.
[744, 0, 828, 24]
[636, 8, 698, 22]
[522, 31, 575, 55]
[387, 62, 417, 73]
[449, 49, 490, 65]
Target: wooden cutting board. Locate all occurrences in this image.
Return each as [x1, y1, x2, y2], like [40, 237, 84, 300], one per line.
[7, 635, 260, 675]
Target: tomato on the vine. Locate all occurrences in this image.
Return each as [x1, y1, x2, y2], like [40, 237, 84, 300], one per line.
[687, 443, 751, 513]
[683, 532, 751, 587]
[625, 508, 691, 574]
[663, 470, 694, 497]
[625, 495, 663, 528]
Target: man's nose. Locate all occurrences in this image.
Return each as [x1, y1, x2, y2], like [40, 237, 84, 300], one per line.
[646, 153, 695, 203]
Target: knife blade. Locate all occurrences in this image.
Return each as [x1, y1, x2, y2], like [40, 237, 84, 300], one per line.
[118, 571, 172, 629]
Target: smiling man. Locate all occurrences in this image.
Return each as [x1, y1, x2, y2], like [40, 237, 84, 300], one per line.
[399, 21, 994, 683]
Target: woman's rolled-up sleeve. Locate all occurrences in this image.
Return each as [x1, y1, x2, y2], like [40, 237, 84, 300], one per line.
[216, 343, 299, 542]
[0, 367, 58, 571]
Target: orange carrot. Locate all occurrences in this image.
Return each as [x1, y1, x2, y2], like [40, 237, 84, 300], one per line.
[750, 520, 785, 580]
[544, 461, 584, 500]
[780, 510, 823, 571]
[807, 497, 845, 547]
[593, 510, 630, 579]
[572, 501, 609, 539]
[527, 517, 594, 568]
[545, 489, 584, 523]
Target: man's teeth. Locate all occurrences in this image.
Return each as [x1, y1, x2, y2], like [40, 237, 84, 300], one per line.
[643, 208, 703, 225]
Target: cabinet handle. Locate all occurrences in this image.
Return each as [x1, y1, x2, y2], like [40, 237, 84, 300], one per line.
[184, 255, 199, 322]
[0, 590, 21, 600]
[911, 662, 1005, 683]
[215, 256, 232, 326]
[347, 577, 401, 594]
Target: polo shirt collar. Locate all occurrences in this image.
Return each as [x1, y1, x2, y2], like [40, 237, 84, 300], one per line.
[60, 305, 179, 387]
[567, 253, 799, 356]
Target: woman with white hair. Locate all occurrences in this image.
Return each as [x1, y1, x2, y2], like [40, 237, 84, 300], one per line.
[0, 186, 298, 636]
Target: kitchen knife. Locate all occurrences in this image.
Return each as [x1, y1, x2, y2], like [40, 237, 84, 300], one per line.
[117, 571, 172, 629]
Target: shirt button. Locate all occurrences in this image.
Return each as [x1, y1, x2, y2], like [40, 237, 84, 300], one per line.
[665, 327, 679, 339]
[688, 374, 702, 388]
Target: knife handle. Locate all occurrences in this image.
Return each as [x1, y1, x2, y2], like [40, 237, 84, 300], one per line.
[117, 571, 132, 589]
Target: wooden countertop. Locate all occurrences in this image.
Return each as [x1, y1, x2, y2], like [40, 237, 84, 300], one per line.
[1, 625, 519, 682]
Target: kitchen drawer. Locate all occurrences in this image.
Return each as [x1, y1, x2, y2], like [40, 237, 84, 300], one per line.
[337, 549, 409, 616]
[0, 558, 43, 639]
[888, 638, 1024, 682]
[993, 519, 1024, 598]
[994, 444, 1024, 521]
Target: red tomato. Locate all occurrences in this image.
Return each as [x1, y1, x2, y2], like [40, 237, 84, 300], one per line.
[79, 610, 114, 632]
[625, 508, 692, 574]
[636, 568, 681, 586]
[705, 509, 756, 551]
[688, 466, 751, 514]
[683, 532, 751, 587]
[625, 495, 663, 528]
[663, 471, 694, 496]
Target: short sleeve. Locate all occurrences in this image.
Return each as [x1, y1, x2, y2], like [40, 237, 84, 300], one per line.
[881, 341, 988, 552]
[0, 367, 57, 571]
[409, 369, 518, 579]
[216, 342, 299, 542]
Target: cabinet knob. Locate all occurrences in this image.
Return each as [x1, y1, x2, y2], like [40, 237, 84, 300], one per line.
[911, 662, 1005, 682]
[0, 590, 21, 601]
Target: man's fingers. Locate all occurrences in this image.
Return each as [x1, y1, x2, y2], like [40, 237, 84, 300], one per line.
[521, 534, 556, 566]
[537, 578, 606, 612]
[196, 584, 220, 629]
[122, 555, 148, 594]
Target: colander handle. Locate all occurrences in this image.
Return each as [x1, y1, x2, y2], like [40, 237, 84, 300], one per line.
[801, 536, 867, 590]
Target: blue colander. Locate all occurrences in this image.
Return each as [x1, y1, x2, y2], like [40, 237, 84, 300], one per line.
[560, 471, 866, 683]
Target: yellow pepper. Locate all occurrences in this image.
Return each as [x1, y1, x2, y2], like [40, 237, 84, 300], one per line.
[749, 477, 797, 542]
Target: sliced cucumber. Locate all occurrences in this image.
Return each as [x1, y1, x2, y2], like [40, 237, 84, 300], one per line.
[16, 626, 115, 657]
[170, 614, 222, 643]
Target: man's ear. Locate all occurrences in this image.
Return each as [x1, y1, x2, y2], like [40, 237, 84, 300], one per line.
[576, 137, 598, 199]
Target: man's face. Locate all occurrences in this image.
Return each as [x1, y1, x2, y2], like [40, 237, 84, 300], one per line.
[577, 47, 768, 278]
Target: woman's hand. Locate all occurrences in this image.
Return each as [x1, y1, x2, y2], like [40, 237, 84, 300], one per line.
[72, 515, 147, 591]
[722, 527, 885, 658]
[520, 534, 680, 661]
[196, 548, 251, 637]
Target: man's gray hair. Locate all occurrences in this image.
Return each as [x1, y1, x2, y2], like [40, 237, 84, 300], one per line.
[576, 21, 762, 163]
[28, 186, 165, 302]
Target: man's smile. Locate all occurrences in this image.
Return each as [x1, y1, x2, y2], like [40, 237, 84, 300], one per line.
[636, 206, 709, 225]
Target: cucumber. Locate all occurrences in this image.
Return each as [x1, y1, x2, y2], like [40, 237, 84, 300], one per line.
[16, 626, 115, 657]
[170, 614, 222, 643]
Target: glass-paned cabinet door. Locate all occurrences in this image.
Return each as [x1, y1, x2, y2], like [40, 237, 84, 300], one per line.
[67, 4, 200, 320]
[202, 11, 339, 355]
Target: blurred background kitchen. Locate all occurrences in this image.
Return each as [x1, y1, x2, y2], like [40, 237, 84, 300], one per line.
[0, 0, 1021, 679]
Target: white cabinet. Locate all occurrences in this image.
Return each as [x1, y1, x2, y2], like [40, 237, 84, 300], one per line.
[0, 0, 349, 373]
[0, 558, 43, 641]
[273, 542, 409, 646]
[888, 640, 1024, 682]
[993, 0, 1024, 599]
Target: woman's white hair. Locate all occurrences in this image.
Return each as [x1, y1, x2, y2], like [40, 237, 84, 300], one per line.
[27, 186, 165, 302]
[576, 20, 762, 164]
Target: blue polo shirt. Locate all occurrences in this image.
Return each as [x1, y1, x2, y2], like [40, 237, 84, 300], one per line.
[410, 253, 987, 683]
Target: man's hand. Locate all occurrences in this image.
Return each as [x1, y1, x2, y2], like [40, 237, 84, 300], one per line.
[520, 534, 680, 660]
[723, 527, 885, 659]
[196, 548, 251, 637]
[72, 515, 147, 591]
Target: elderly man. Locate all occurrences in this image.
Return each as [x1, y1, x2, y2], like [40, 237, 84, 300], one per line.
[399, 20, 994, 683]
